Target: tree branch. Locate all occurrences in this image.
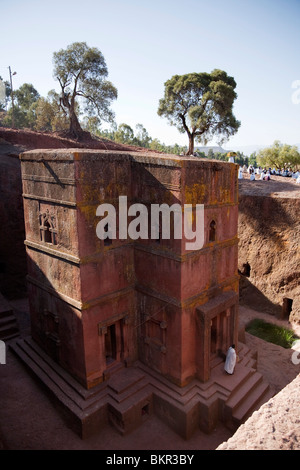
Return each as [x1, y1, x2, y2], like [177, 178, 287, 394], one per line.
[179, 113, 191, 137]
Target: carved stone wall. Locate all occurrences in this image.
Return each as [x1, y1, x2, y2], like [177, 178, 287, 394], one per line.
[20, 149, 239, 389]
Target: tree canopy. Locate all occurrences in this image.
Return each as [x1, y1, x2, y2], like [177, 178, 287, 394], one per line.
[53, 42, 117, 138]
[157, 69, 240, 155]
[256, 141, 300, 170]
[3, 82, 39, 129]
[35, 90, 69, 132]
[14, 83, 40, 110]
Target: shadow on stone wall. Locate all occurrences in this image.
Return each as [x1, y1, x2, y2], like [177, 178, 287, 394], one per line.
[238, 193, 296, 252]
[0, 146, 27, 299]
[239, 274, 281, 317]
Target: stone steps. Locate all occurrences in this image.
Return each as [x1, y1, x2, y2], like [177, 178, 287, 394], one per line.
[17, 337, 98, 399]
[0, 294, 19, 341]
[223, 368, 273, 430]
[10, 336, 274, 439]
[233, 381, 271, 424]
[236, 342, 258, 369]
[0, 321, 19, 341]
[10, 337, 151, 409]
[136, 360, 229, 407]
[107, 368, 150, 405]
[10, 337, 93, 413]
[9, 336, 154, 438]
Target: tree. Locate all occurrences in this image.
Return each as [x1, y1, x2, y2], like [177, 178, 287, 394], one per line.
[157, 69, 240, 155]
[257, 141, 300, 170]
[53, 42, 118, 138]
[114, 123, 135, 144]
[235, 152, 246, 167]
[35, 90, 69, 132]
[149, 138, 165, 152]
[35, 97, 54, 131]
[3, 107, 28, 128]
[83, 116, 101, 135]
[3, 83, 40, 129]
[14, 83, 40, 110]
[97, 123, 117, 141]
[135, 123, 151, 148]
[249, 152, 257, 167]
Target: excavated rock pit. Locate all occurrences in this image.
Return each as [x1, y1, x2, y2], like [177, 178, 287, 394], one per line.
[238, 173, 300, 324]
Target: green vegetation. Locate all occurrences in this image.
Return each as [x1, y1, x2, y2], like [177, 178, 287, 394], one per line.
[257, 140, 300, 170]
[35, 90, 69, 132]
[53, 42, 118, 138]
[246, 318, 299, 349]
[157, 69, 240, 155]
[2, 82, 40, 129]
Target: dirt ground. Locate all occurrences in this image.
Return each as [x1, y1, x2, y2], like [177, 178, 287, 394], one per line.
[0, 299, 299, 451]
[239, 171, 300, 198]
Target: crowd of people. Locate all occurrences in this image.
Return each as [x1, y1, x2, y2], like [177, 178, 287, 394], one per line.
[238, 164, 300, 183]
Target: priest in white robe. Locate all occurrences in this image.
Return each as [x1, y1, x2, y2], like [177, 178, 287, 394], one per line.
[224, 344, 237, 375]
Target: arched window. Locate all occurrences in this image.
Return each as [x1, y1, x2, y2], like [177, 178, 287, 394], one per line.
[209, 220, 216, 242]
[39, 210, 57, 245]
[44, 220, 52, 243]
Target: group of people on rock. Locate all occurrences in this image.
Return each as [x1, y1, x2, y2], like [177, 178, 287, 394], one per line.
[238, 164, 300, 183]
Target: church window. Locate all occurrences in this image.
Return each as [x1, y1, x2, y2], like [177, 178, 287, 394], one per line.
[39, 210, 57, 245]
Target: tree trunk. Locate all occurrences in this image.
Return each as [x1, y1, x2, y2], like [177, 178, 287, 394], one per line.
[69, 107, 83, 139]
[62, 92, 84, 139]
[186, 133, 194, 155]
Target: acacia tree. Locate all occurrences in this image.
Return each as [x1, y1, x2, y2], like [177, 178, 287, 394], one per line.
[53, 42, 117, 138]
[158, 69, 240, 155]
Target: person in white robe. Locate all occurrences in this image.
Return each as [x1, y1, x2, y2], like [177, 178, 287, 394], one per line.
[224, 344, 237, 375]
[238, 167, 243, 179]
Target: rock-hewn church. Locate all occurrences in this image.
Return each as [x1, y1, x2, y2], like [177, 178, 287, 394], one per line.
[12, 149, 271, 438]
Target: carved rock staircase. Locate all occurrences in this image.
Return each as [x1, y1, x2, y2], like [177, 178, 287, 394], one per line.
[9, 336, 152, 438]
[0, 293, 19, 341]
[10, 336, 273, 439]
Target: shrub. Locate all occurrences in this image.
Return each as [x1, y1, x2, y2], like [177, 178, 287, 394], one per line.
[246, 318, 299, 349]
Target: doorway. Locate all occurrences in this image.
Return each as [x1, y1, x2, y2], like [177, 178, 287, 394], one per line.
[210, 316, 218, 356]
[282, 298, 293, 319]
[105, 324, 117, 364]
[210, 310, 231, 360]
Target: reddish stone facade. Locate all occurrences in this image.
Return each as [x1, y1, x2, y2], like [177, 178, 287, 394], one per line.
[20, 149, 239, 391]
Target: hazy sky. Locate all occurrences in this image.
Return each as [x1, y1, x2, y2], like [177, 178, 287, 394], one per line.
[1, 0, 300, 149]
